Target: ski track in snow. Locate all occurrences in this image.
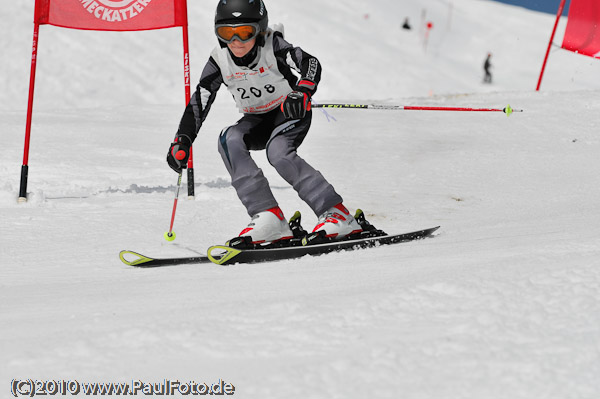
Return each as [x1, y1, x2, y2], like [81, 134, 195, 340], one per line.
[2, 0, 600, 398]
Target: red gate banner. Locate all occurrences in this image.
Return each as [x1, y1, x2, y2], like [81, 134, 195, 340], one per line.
[34, 0, 187, 31]
[20, 0, 193, 202]
[561, 0, 600, 58]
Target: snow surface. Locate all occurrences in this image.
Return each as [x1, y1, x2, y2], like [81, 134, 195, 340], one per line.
[2, 0, 600, 398]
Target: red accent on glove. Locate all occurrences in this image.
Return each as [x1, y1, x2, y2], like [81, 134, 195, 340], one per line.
[298, 80, 316, 89]
[175, 150, 187, 161]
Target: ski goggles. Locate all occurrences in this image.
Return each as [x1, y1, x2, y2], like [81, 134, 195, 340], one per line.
[215, 23, 261, 44]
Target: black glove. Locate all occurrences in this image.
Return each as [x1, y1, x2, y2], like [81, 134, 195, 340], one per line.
[295, 79, 317, 96]
[280, 91, 311, 120]
[167, 135, 191, 173]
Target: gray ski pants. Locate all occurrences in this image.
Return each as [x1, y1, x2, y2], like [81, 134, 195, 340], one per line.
[217, 109, 342, 217]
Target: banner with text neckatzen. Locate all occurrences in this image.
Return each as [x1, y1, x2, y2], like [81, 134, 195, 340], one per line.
[34, 0, 187, 31]
[561, 0, 600, 58]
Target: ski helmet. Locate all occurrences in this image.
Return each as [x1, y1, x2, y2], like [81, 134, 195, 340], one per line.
[215, 0, 268, 33]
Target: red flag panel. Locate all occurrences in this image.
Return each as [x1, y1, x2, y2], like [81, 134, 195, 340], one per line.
[35, 0, 187, 31]
[561, 0, 600, 58]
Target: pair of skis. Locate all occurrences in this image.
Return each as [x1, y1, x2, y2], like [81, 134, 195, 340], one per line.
[119, 210, 439, 267]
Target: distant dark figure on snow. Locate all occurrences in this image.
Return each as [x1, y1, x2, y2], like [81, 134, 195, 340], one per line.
[402, 17, 411, 30]
[483, 53, 492, 84]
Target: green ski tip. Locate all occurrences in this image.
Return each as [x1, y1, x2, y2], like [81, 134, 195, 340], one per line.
[120, 250, 155, 266]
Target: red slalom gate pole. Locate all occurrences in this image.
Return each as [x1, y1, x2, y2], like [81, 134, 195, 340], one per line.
[19, 23, 41, 203]
[536, 0, 567, 91]
[181, 4, 195, 199]
[314, 103, 522, 116]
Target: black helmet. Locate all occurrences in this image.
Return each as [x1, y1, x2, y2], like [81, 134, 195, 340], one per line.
[215, 0, 268, 33]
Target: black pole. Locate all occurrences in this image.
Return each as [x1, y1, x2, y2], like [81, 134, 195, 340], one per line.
[187, 168, 195, 198]
[18, 165, 29, 202]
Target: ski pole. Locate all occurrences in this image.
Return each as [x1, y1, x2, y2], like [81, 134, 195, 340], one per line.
[314, 103, 522, 116]
[164, 172, 183, 242]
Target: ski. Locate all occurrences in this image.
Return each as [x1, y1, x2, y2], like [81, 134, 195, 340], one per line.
[119, 250, 211, 268]
[119, 209, 440, 267]
[206, 226, 440, 265]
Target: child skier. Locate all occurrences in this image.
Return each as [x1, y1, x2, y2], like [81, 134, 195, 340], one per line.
[167, 0, 362, 245]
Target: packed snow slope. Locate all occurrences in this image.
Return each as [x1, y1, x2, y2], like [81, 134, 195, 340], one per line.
[2, 1, 600, 398]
